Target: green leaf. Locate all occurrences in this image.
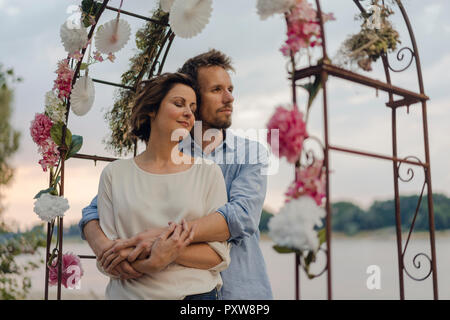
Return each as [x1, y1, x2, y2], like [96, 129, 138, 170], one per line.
[298, 74, 322, 110]
[34, 187, 56, 199]
[273, 245, 300, 255]
[66, 135, 83, 159]
[318, 228, 327, 246]
[80, 63, 88, 71]
[50, 123, 72, 148]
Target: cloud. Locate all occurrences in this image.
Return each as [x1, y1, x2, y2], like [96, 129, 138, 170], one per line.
[0, 0, 20, 16]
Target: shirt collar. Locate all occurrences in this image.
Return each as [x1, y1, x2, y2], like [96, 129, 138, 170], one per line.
[179, 129, 235, 153]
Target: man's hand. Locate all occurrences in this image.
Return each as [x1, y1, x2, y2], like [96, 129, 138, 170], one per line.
[132, 220, 194, 274]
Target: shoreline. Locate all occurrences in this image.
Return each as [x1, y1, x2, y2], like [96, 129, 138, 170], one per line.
[259, 228, 450, 241]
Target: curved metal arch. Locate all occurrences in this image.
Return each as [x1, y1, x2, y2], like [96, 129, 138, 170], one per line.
[292, 0, 438, 300]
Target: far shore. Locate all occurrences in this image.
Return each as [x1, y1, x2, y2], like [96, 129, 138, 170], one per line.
[58, 228, 450, 244]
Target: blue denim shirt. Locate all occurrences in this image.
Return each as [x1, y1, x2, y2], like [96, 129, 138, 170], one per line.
[79, 129, 273, 300]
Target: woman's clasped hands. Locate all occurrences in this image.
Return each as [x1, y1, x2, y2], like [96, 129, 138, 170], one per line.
[98, 219, 195, 279]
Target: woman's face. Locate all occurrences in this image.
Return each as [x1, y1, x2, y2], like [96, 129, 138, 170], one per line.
[151, 83, 197, 140]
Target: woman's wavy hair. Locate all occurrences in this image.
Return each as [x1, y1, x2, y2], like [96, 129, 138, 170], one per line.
[130, 72, 199, 143]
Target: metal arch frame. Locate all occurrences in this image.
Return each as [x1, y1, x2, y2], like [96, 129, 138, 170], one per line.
[290, 0, 438, 300]
[43, 0, 175, 300]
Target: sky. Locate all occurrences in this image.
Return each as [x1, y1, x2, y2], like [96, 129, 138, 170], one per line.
[1, 0, 449, 230]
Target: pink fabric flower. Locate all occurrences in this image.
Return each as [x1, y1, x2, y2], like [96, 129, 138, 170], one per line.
[285, 159, 326, 205]
[69, 50, 84, 61]
[267, 105, 308, 163]
[53, 59, 74, 99]
[107, 52, 116, 62]
[48, 252, 84, 289]
[280, 0, 335, 56]
[38, 138, 60, 172]
[30, 113, 53, 146]
[93, 51, 104, 62]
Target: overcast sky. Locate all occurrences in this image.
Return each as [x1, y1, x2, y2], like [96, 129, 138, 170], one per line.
[1, 0, 449, 230]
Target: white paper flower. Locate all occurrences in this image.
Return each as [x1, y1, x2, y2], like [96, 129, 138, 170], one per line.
[169, 0, 213, 39]
[70, 76, 95, 116]
[60, 20, 88, 54]
[45, 91, 67, 124]
[268, 196, 326, 251]
[256, 0, 296, 20]
[160, 0, 175, 12]
[33, 193, 70, 223]
[94, 18, 131, 54]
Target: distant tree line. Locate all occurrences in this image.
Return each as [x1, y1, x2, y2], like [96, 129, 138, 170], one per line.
[259, 193, 450, 236]
[15, 193, 449, 241]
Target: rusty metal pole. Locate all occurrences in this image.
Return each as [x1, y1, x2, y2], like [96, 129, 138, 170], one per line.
[396, 0, 438, 299]
[315, 0, 332, 300]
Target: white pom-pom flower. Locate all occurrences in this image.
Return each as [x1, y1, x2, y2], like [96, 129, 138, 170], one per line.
[160, 0, 175, 13]
[33, 193, 70, 223]
[60, 20, 88, 54]
[256, 0, 296, 20]
[70, 76, 95, 116]
[94, 18, 131, 54]
[268, 196, 326, 251]
[169, 0, 213, 39]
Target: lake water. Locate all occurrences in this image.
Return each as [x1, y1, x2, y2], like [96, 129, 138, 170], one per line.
[23, 233, 450, 300]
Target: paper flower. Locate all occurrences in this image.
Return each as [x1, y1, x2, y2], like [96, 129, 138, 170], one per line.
[286, 159, 326, 206]
[60, 20, 89, 55]
[30, 113, 53, 146]
[169, 0, 213, 39]
[53, 59, 74, 100]
[70, 76, 95, 116]
[160, 0, 175, 12]
[267, 105, 307, 164]
[33, 193, 69, 223]
[45, 91, 67, 124]
[37, 138, 60, 172]
[268, 196, 325, 251]
[49, 252, 84, 289]
[256, 0, 296, 20]
[94, 18, 131, 54]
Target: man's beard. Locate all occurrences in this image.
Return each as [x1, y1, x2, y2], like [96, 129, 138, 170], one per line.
[210, 116, 232, 129]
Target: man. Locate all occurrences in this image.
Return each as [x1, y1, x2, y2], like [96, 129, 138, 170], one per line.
[79, 49, 273, 299]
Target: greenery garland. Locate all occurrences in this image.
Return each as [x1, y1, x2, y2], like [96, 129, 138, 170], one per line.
[103, 8, 170, 156]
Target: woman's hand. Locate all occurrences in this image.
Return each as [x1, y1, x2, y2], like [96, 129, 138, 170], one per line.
[131, 220, 195, 274]
[104, 227, 167, 263]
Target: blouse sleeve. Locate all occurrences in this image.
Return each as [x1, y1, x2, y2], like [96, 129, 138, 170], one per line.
[203, 163, 231, 272]
[96, 163, 120, 278]
[97, 163, 118, 241]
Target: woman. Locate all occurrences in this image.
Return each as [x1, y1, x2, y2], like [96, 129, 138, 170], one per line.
[96, 73, 230, 300]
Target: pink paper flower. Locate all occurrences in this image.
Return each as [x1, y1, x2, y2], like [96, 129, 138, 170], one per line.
[30, 113, 53, 146]
[285, 159, 326, 206]
[280, 0, 335, 56]
[38, 138, 60, 172]
[48, 252, 84, 289]
[53, 59, 74, 99]
[267, 105, 308, 163]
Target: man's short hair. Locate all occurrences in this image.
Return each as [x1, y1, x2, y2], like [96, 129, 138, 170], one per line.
[178, 49, 235, 84]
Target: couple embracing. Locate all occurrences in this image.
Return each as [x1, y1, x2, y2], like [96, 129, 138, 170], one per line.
[78, 49, 273, 300]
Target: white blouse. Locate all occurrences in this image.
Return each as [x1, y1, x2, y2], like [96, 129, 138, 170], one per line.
[97, 157, 230, 300]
